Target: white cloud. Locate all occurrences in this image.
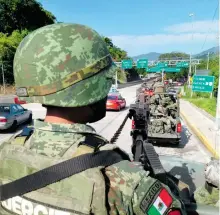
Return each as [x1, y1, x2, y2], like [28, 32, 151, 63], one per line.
[108, 20, 219, 56]
[164, 20, 219, 33]
[110, 33, 217, 46]
[109, 33, 218, 56]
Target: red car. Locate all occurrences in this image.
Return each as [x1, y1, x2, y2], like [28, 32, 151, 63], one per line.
[106, 93, 126, 111]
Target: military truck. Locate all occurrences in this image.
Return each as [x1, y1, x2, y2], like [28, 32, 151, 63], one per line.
[147, 92, 181, 145]
[134, 81, 181, 145]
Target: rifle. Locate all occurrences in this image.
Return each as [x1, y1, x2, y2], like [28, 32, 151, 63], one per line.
[110, 92, 219, 215]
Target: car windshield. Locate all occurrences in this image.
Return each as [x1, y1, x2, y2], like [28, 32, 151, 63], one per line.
[107, 95, 118, 100]
[0, 106, 10, 113]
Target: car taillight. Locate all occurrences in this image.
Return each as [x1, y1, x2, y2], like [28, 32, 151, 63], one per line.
[132, 120, 135, 129]
[14, 97, 19, 104]
[168, 210, 181, 215]
[177, 122, 182, 133]
[14, 97, 26, 104]
[0, 118, 7, 123]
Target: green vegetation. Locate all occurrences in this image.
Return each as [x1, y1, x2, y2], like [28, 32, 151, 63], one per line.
[182, 85, 217, 117]
[159, 52, 190, 60]
[159, 52, 190, 81]
[197, 56, 219, 93]
[159, 52, 218, 116]
[0, 0, 57, 84]
[102, 37, 141, 82]
[0, 0, 140, 86]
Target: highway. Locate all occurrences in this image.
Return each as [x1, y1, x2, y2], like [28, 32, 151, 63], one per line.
[0, 84, 211, 163]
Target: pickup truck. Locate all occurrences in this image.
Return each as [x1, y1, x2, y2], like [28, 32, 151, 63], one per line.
[147, 92, 181, 145]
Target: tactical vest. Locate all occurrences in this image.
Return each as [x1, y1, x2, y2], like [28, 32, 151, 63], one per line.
[0, 128, 126, 215]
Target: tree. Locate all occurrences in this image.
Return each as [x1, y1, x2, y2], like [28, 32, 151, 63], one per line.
[0, 0, 56, 84]
[158, 52, 190, 81]
[159, 52, 190, 60]
[0, 0, 56, 35]
[102, 37, 127, 61]
[0, 30, 29, 84]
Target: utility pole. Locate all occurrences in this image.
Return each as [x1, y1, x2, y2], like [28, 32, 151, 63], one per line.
[115, 69, 118, 89]
[161, 69, 164, 83]
[1, 61, 5, 94]
[207, 52, 210, 70]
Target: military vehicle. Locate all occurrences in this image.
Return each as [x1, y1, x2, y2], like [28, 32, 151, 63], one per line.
[135, 81, 181, 145]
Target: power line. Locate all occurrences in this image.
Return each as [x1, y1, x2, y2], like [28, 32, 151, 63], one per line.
[201, 2, 219, 51]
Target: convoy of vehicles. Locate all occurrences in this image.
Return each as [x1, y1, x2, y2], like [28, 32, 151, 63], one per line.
[0, 103, 32, 131]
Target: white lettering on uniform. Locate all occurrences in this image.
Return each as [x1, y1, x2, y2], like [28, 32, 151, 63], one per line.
[1, 197, 71, 215]
[21, 199, 33, 215]
[34, 205, 47, 215]
[12, 196, 22, 215]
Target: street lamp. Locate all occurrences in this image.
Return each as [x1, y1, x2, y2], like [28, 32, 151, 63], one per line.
[188, 13, 194, 87]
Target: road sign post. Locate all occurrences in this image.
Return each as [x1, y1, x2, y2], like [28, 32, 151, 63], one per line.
[1, 62, 5, 94]
[192, 75, 215, 93]
[121, 59, 133, 69]
[115, 70, 118, 89]
[137, 59, 148, 69]
[161, 69, 164, 83]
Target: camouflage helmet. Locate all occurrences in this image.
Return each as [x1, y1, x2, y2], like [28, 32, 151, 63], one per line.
[13, 23, 116, 107]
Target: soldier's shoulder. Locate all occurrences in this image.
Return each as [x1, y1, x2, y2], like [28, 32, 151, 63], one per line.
[105, 160, 148, 191]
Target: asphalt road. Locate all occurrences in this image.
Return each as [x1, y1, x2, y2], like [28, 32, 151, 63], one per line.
[0, 84, 211, 163]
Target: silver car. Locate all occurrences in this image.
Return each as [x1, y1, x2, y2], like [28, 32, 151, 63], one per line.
[0, 103, 32, 131]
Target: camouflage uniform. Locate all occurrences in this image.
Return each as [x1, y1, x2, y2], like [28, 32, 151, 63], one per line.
[0, 23, 187, 215]
[194, 158, 219, 207]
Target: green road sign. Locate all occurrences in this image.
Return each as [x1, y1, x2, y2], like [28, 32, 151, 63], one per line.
[176, 61, 189, 68]
[164, 67, 181, 72]
[121, 59, 133, 69]
[137, 59, 148, 68]
[192, 75, 215, 92]
[157, 62, 168, 68]
[147, 67, 162, 72]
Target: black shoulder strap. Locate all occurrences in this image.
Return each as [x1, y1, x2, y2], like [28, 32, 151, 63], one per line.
[0, 149, 126, 201]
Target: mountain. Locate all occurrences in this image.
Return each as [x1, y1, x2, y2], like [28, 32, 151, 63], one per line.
[132, 52, 161, 61]
[132, 46, 219, 61]
[193, 46, 219, 59]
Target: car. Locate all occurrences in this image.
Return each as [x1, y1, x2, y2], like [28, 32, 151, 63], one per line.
[0, 95, 27, 104]
[106, 93, 126, 111]
[0, 103, 32, 131]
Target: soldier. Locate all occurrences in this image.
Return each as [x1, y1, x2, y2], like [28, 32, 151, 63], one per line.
[194, 158, 219, 207]
[0, 23, 187, 215]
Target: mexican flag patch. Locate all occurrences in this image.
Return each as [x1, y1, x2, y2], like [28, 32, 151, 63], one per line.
[148, 188, 172, 215]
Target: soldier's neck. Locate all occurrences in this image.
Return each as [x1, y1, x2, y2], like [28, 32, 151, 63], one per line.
[44, 106, 90, 124]
[44, 115, 74, 124]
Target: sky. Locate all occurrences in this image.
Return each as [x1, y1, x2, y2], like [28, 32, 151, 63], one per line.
[39, 0, 219, 57]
